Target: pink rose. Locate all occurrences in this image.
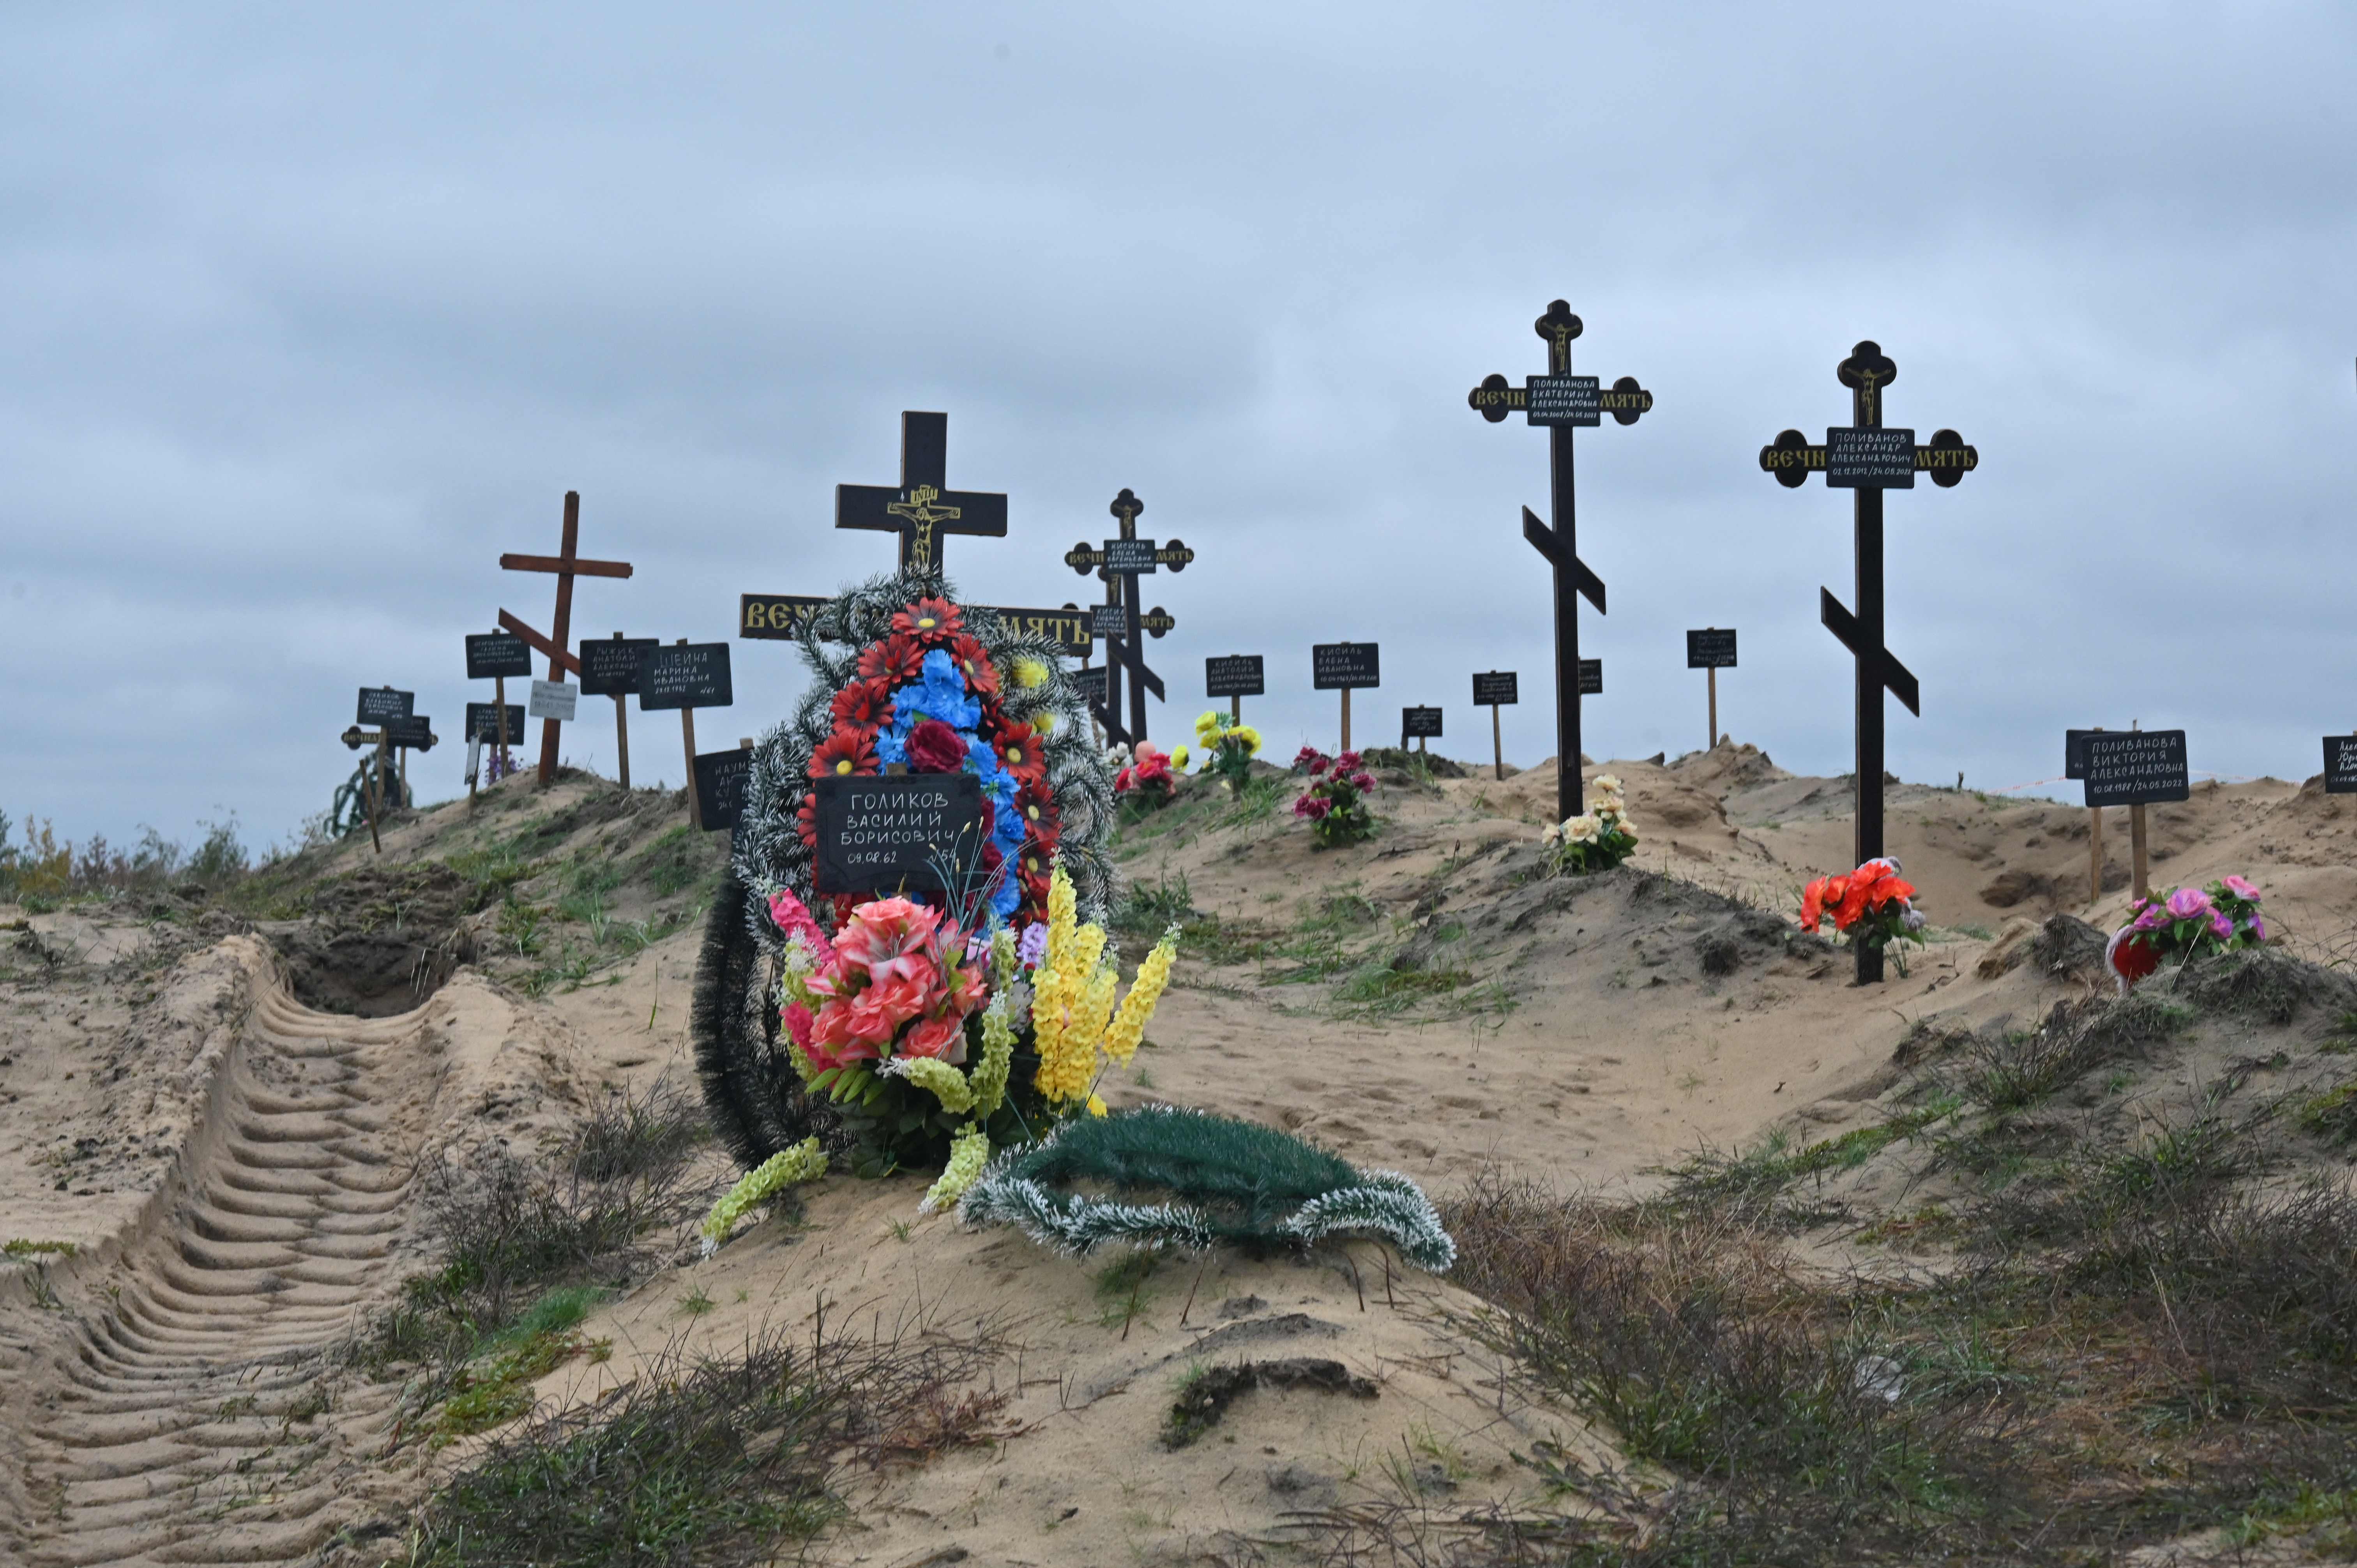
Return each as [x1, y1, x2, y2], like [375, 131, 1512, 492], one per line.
[1349, 772, 1375, 791]
[2223, 875, 2263, 902]
[899, 1012, 967, 1061]
[2166, 888, 2212, 921]
[1336, 751, 1362, 772]
[2210, 912, 2234, 940]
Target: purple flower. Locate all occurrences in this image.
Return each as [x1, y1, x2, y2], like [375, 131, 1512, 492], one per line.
[2223, 875, 2262, 902]
[1017, 922, 1049, 969]
[2166, 888, 2212, 921]
[2210, 912, 2233, 941]
[2248, 915, 2267, 942]
[2131, 906, 2168, 933]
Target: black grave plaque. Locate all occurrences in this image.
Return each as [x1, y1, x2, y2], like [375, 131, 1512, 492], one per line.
[1686, 629, 1738, 669]
[1579, 659, 1603, 696]
[811, 774, 988, 894]
[2064, 728, 2102, 781]
[1072, 666, 1109, 706]
[1102, 539, 1159, 575]
[1826, 427, 1918, 490]
[1402, 706, 1443, 740]
[1311, 642, 1380, 691]
[356, 687, 414, 725]
[2083, 731, 2190, 808]
[640, 644, 733, 712]
[1472, 671, 1518, 706]
[579, 637, 659, 697]
[466, 703, 527, 744]
[1088, 603, 1131, 637]
[384, 715, 435, 751]
[2324, 736, 2357, 796]
[1206, 655, 1265, 699]
[465, 632, 533, 680]
[693, 748, 756, 833]
[1525, 373, 1601, 427]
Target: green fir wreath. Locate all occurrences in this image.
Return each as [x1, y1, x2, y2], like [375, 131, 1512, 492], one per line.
[958, 1104, 1456, 1272]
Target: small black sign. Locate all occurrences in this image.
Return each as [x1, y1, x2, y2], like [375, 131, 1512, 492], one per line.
[1826, 427, 1918, 490]
[2324, 736, 2357, 796]
[1102, 539, 1159, 575]
[1088, 603, 1131, 637]
[384, 715, 435, 751]
[693, 748, 756, 832]
[1686, 629, 1738, 669]
[2064, 728, 2103, 781]
[1472, 671, 1518, 706]
[1312, 642, 1380, 691]
[356, 687, 414, 724]
[1525, 373, 1601, 427]
[1073, 666, 1108, 706]
[579, 637, 658, 697]
[811, 774, 988, 894]
[1206, 655, 1265, 699]
[2083, 731, 2190, 807]
[640, 644, 733, 712]
[465, 632, 533, 680]
[1402, 706, 1443, 740]
[1579, 659, 1603, 696]
[465, 703, 527, 744]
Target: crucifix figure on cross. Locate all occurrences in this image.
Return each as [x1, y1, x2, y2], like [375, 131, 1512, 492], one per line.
[1467, 299, 1653, 826]
[498, 491, 634, 787]
[835, 411, 1009, 574]
[1760, 339, 1978, 984]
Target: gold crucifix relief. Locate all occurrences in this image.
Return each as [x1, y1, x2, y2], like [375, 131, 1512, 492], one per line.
[887, 484, 961, 568]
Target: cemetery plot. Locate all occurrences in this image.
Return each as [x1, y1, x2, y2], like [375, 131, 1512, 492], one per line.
[464, 632, 532, 680]
[640, 644, 733, 712]
[692, 747, 756, 832]
[1207, 655, 1265, 698]
[2083, 731, 2191, 807]
[811, 773, 988, 893]
[356, 687, 413, 724]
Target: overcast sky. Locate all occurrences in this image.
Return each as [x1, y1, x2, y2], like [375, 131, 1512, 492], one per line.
[5, 4, 2355, 855]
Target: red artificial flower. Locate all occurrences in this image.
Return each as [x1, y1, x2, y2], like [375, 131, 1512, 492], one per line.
[1336, 750, 1363, 773]
[808, 727, 879, 780]
[892, 597, 965, 644]
[857, 632, 926, 689]
[1800, 876, 1831, 931]
[797, 791, 820, 848]
[995, 717, 1045, 778]
[1114, 766, 1134, 792]
[831, 678, 894, 729]
[949, 633, 1001, 700]
[907, 718, 968, 774]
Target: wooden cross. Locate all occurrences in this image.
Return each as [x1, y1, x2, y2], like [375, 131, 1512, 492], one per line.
[1760, 339, 1977, 984]
[835, 411, 1009, 574]
[1064, 488, 1187, 745]
[1467, 300, 1652, 826]
[498, 491, 633, 786]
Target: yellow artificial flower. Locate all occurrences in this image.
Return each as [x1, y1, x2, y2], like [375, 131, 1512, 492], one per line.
[1232, 726, 1261, 755]
[920, 1122, 992, 1215]
[1102, 924, 1177, 1066]
[1194, 710, 1221, 738]
[1171, 744, 1191, 770]
[1013, 657, 1050, 689]
[1033, 710, 1056, 735]
[1087, 1094, 1109, 1118]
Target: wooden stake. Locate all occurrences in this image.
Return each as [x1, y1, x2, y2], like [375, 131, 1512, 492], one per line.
[1707, 665, 1718, 751]
[368, 733, 389, 854]
[2130, 804, 2149, 902]
[611, 634, 633, 790]
[1230, 694, 1241, 725]
[1340, 688, 1352, 754]
[539, 493, 581, 786]
[2087, 725, 2105, 906]
[397, 745, 408, 805]
[494, 674, 510, 777]
[1491, 703, 1504, 782]
[677, 637, 701, 830]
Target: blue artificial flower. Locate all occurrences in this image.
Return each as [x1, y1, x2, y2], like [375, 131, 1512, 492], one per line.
[988, 867, 1023, 919]
[874, 723, 908, 766]
[893, 649, 979, 731]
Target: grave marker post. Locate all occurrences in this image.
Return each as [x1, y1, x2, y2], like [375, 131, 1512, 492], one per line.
[1472, 671, 1518, 781]
[499, 491, 633, 787]
[1468, 300, 1652, 825]
[2081, 724, 2189, 904]
[581, 633, 658, 790]
[1206, 656, 1265, 729]
[1760, 342, 1977, 982]
[2065, 728, 2106, 905]
[1686, 629, 1737, 751]
[835, 411, 1008, 574]
[1313, 643, 1380, 752]
[642, 639, 735, 830]
[1066, 488, 1190, 745]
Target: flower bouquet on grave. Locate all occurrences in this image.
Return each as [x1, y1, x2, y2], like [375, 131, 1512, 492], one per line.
[1542, 773, 1639, 876]
[2106, 876, 2268, 992]
[1114, 742, 1179, 808]
[1292, 747, 1377, 847]
[1799, 857, 1927, 975]
[1189, 709, 1262, 794]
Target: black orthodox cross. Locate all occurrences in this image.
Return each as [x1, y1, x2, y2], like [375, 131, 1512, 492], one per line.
[498, 491, 633, 787]
[1065, 487, 1188, 745]
[836, 411, 1009, 574]
[1468, 300, 1652, 825]
[1760, 339, 1977, 984]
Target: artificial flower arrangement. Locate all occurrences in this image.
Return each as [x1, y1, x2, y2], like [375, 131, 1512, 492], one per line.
[1189, 709, 1262, 793]
[699, 860, 1178, 1248]
[1114, 741, 1179, 806]
[1292, 747, 1378, 847]
[1542, 773, 1639, 876]
[2105, 875, 2267, 992]
[1799, 857, 1928, 973]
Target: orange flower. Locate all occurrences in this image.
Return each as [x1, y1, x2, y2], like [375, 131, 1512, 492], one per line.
[1801, 876, 1830, 931]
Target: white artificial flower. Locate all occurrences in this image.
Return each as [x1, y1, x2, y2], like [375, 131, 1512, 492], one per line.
[1566, 814, 1601, 845]
[1593, 774, 1623, 795]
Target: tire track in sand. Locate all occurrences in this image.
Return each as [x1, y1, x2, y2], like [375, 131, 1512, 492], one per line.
[10, 981, 439, 1566]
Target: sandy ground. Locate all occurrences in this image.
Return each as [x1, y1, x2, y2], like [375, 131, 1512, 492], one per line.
[1, 743, 2350, 1564]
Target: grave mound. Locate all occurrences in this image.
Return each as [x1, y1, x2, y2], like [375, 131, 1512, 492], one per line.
[263, 862, 477, 1016]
